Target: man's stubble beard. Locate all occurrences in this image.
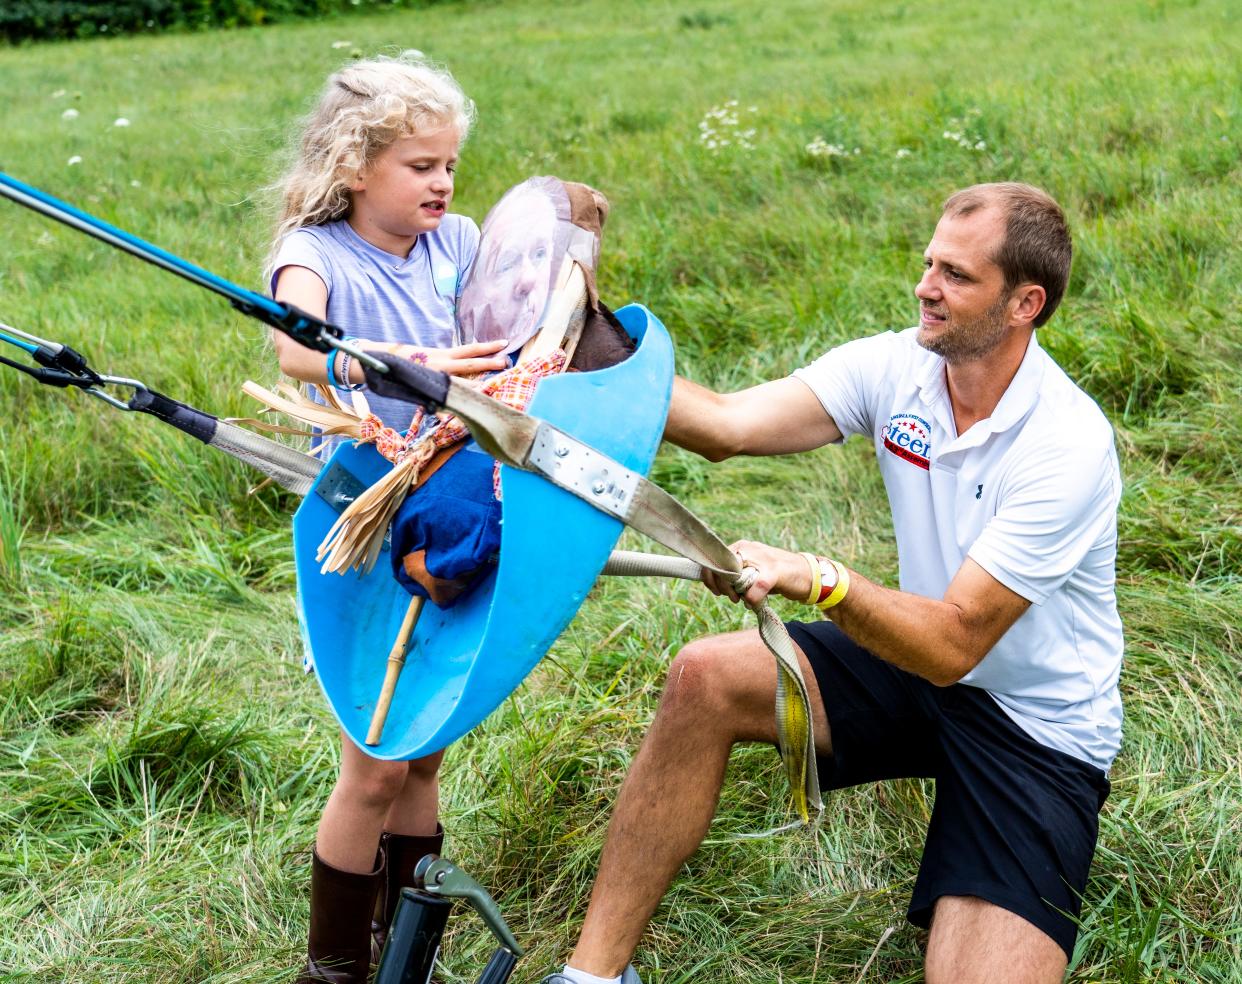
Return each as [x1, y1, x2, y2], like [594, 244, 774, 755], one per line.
[918, 291, 1012, 365]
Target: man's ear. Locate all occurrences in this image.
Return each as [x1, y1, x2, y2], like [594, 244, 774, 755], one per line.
[1011, 283, 1046, 328]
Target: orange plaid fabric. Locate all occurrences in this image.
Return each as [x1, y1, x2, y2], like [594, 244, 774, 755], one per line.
[362, 350, 568, 499]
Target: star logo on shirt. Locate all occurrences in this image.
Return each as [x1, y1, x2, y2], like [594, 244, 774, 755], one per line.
[882, 412, 932, 470]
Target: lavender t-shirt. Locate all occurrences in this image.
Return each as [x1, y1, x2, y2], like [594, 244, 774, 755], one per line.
[271, 215, 480, 443]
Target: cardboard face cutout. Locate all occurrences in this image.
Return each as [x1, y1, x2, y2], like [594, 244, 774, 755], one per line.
[456, 176, 602, 355]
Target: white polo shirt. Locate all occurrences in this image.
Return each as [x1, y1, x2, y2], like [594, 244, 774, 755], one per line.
[793, 328, 1124, 770]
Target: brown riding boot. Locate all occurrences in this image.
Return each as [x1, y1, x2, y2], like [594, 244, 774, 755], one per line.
[298, 847, 384, 984]
[370, 825, 444, 964]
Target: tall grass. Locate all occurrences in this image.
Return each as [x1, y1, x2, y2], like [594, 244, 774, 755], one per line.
[0, 452, 26, 588]
[1, 0, 1239, 980]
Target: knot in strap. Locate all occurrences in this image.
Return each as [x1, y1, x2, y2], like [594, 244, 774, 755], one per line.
[732, 565, 759, 598]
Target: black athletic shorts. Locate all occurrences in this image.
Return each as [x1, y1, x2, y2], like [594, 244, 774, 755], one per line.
[786, 619, 1111, 960]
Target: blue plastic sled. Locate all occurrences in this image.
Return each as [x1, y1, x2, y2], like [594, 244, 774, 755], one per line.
[293, 303, 674, 758]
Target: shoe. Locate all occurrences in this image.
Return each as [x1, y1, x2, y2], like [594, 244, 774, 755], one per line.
[371, 825, 445, 964]
[539, 967, 643, 984]
[297, 847, 384, 984]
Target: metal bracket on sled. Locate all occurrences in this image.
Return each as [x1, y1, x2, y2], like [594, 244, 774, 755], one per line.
[314, 458, 390, 551]
[527, 421, 641, 522]
[315, 459, 367, 514]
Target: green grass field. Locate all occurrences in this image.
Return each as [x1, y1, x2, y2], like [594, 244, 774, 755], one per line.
[1, 0, 1239, 980]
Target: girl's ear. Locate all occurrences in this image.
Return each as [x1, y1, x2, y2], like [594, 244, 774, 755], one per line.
[348, 170, 367, 193]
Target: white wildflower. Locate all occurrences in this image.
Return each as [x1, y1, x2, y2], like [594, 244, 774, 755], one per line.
[67, 155, 82, 166]
[131, 179, 141, 187]
[806, 137, 850, 158]
[974, 140, 986, 151]
[896, 148, 912, 159]
[113, 117, 130, 127]
[331, 40, 352, 49]
[696, 100, 758, 153]
[52, 88, 66, 98]
[62, 108, 79, 120]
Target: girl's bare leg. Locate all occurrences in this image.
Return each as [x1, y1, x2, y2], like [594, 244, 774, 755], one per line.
[385, 749, 446, 836]
[316, 731, 413, 872]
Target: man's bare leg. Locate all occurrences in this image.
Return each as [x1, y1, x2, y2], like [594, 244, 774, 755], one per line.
[926, 896, 1068, 984]
[567, 629, 831, 977]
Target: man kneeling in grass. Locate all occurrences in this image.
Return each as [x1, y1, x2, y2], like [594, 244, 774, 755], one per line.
[541, 183, 1122, 984]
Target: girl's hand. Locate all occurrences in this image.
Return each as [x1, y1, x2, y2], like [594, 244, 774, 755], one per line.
[701, 540, 812, 607]
[386, 339, 509, 377]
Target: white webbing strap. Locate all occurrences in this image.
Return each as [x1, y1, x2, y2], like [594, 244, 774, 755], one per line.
[208, 419, 322, 497]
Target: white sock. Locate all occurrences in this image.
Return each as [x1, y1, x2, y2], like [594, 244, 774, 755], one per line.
[560, 965, 622, 984]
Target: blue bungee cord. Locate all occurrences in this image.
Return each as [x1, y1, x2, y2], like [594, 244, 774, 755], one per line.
[0, 318, 113, 393]
[0, 326, 41, 355]
[0, 171, 382, 373]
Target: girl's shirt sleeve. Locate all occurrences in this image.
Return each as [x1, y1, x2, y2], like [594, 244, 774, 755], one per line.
[269, 229, 334, 296]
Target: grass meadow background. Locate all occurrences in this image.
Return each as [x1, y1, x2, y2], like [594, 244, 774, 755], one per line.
[1, 0, 1239, 980]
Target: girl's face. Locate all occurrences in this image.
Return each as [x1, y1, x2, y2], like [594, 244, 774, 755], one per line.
[348, 126, 460, 256]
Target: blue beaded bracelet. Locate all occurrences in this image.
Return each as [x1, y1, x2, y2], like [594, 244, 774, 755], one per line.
[328, 340, 364, 392]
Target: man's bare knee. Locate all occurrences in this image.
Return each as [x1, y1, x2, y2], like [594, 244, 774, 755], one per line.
[662, 639, 731, 716]
[661, 633, 779, 742]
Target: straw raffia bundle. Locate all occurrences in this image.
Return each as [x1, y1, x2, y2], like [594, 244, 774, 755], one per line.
[241, 349, 567, 576]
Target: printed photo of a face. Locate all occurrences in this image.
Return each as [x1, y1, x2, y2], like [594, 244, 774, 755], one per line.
[457, 177, 573, 355]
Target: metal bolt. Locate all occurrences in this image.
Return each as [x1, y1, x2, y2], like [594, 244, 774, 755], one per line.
[555, 444, 570, 458]
[591, 480, 606, 495]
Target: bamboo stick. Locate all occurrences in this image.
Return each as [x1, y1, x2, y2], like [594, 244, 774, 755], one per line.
[365, 594, 426, 746]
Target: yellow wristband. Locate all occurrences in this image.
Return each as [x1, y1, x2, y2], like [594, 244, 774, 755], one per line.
[800, 552, 821, 605]
[816, 560, 851, 611]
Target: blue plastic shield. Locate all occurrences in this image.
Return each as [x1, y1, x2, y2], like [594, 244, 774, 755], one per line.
[293, 304, 673, 758]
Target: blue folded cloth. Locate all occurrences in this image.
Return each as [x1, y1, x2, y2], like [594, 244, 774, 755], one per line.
[390, 440, 501, 606]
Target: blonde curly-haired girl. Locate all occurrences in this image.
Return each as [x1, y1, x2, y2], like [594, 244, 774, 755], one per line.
[267, 52, 507, 983]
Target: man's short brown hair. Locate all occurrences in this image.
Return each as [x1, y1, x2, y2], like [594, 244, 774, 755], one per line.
[942, 182, 1072, 327]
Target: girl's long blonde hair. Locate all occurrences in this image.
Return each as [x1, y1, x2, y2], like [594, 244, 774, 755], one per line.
[265, 51, 474, 279]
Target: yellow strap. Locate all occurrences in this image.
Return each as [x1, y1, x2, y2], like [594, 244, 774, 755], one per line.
[800, 551, 822, 605]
